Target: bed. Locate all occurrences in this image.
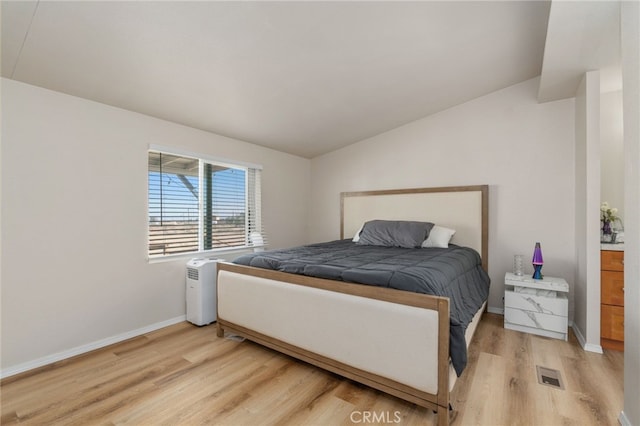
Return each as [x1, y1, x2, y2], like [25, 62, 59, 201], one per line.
[216, 185, 489, 426]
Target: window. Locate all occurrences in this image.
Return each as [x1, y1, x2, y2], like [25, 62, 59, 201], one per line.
[148, 149, 264, 257]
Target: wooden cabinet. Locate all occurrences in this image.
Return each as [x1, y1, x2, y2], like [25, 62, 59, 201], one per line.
[601, 250, 624, 351]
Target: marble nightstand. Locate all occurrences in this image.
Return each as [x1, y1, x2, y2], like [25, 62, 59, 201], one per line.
[504, 272, 569, 341]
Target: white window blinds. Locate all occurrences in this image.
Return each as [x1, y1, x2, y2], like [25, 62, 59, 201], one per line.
[148, 150, 264, 257]
[247, 168, 265, 248]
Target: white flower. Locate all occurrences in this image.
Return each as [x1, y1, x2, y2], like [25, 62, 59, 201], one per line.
[601, 202, 619, 223]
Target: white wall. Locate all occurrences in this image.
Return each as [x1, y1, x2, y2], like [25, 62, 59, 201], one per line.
[600, 90, 624, 225]
[0, 78, 311, 373]
[621, 2, 640, 425]
[310, 78, 575, 314]
[573, 71, 602, 352]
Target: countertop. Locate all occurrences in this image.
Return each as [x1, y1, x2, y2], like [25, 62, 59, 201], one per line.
[601, 243, 624, 251]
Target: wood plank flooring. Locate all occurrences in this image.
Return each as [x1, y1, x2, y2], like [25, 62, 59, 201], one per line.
[1, 314, 623, 425]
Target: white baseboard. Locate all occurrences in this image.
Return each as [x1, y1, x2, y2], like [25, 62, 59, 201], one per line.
[490, 312, 604, 354]
[487, 306, 504, 315]
[619, 411, 632, 426]
[1, 315, 186, 379]
[571, 323, 603, 354]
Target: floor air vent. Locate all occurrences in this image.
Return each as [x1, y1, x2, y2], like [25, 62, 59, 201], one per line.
[536, 365, 565, 390]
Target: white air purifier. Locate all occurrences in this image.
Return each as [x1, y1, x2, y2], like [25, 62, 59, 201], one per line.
[186, 258, 218, 326]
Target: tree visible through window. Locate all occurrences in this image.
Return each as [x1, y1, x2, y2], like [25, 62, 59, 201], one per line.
[148, 151, 263, 257]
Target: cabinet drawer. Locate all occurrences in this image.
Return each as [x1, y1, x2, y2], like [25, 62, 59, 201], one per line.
[505, 291, 568, 317]
[601, 304, 624, 341]
[601, 271, 624, 306]
[601, 250, 624, 271]
[504, 307, 568, 334]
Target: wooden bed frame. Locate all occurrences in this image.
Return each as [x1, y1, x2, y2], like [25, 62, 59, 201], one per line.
[216, 185, 489, 426]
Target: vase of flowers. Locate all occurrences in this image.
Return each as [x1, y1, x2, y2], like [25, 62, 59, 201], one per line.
[600, 202, 619, 242]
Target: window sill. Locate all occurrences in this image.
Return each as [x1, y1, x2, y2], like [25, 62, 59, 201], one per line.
[148, 246, 263, 264]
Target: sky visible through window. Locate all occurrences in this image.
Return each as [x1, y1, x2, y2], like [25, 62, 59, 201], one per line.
[148, 167, 246, 224]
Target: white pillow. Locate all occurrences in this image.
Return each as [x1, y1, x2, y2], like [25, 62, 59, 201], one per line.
[421, 225, 456, 248]
[352, 224, 365, 242]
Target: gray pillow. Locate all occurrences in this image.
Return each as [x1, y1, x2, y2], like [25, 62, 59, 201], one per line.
[356, 220, 434, 248]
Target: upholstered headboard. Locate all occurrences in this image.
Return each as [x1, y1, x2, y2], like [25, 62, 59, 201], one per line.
[341, 185, 489, 271]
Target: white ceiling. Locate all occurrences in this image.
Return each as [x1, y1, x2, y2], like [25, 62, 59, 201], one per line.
[538, 0, 621, 101]
[3, 1, 623, 159]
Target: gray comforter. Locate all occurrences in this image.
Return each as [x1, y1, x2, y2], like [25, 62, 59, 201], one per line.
[233, 239, 490, 376]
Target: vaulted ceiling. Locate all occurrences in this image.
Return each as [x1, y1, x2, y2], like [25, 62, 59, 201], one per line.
[1, 1, 622, 158]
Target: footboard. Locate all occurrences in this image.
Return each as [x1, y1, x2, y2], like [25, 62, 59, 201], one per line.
[216, 262, 451, 425]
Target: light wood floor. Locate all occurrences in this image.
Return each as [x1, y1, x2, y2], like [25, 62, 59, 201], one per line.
[1, 314, 623, 425]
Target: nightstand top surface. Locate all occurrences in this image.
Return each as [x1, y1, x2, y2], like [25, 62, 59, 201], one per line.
[504, 272, 569, 292]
